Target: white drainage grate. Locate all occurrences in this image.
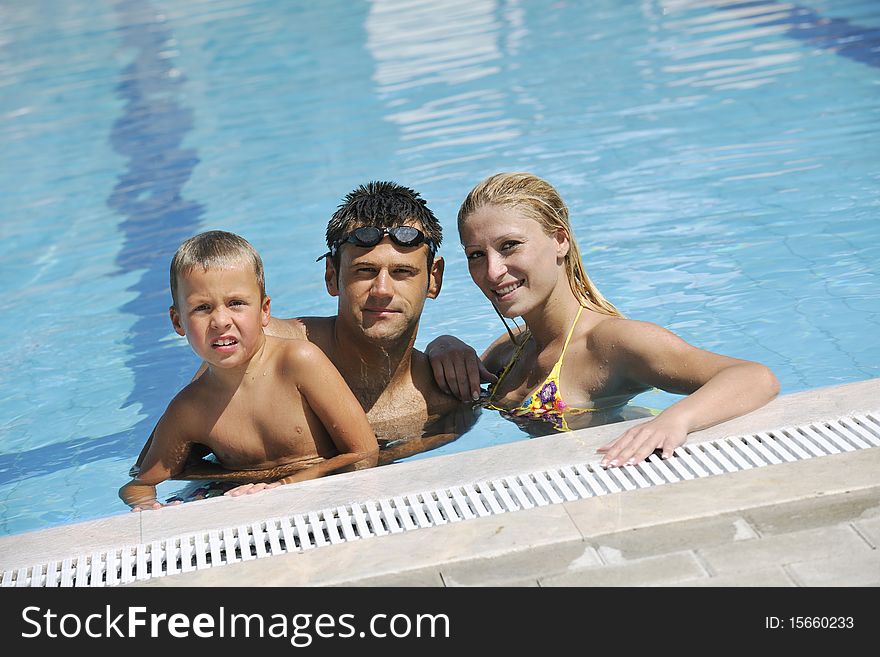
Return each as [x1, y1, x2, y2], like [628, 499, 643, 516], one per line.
[4, 411, 879, 587]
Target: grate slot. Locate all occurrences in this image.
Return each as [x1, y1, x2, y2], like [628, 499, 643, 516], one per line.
[622, 464, 652, 488]
[636, 460, 666, 486]
[860, 413, 880, 438]
[463, 484, 492, 516]
[545, 469, 578, 501]
[266, 519, 285, 553]
[490, 479, 521, 511]
[781, 428, 825, 458]
[730, 438, 767, 466]
[377, 500, 402, 533]
[771, 430, 812, 460]
[532, 472, 564, 503]
[392, 497, 418, 531]
[646, 454, 680, 482]
[75, 555, 89, 587]
[811, 423, 856, 452]
[575, 464, 610, 496]
[678, 446, 715, 476]
[559, 466, 592, 497]
[741, 434, 782, 464]
[335, 506, 358, 541]
[839, 417, 880, 447]
[701, 442, 738, 472]
[474, 483, 505, 514]
[436, 490, 462, 522]
[504, 476, 535, 509]
[668, 449, 701, 478]
[755, 431, 797, 462]
[715, 440, 754, 470]
[590, 464, 621, 493]
[419, 492, 447, 524]
[516, 474, 548, 506]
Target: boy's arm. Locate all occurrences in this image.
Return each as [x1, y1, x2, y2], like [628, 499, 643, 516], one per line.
[119, 398, 198, 510]
[278, 341, 378, 485]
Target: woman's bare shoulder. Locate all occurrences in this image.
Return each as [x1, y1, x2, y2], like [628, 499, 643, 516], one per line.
[587, 316, 677, 354]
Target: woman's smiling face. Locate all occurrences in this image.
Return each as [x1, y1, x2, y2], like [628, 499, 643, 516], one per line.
[459, 204, 569, 318]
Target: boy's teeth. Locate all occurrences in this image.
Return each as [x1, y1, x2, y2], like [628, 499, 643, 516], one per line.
[214, 339, 236, 346]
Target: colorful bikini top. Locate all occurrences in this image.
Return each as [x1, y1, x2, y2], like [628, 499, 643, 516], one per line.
[485, 306, 588, 431]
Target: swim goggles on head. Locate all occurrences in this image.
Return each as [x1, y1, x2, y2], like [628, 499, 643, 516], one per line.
[316, 225, 437, 261]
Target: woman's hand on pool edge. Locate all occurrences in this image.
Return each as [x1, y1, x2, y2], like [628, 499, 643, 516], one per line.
[597, 414, 689, 468]
[426, 334, 497, 402]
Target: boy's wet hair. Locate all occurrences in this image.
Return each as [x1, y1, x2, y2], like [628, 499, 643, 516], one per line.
[325, 181, 443, 269]
[170, 230, 265, 307]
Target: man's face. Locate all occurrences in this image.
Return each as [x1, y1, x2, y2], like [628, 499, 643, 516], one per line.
[326, 237, 443, 345]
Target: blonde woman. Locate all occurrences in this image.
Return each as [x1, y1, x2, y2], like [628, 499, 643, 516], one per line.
[427, 172, 779, 467]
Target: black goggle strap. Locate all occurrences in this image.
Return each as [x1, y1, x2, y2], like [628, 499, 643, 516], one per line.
[316, 226, 437, 261]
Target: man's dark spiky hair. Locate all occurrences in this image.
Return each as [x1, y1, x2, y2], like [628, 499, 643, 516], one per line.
[324, 181, 442, 267]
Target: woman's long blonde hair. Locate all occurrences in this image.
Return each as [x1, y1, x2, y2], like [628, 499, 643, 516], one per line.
[458, 172, 622, 318]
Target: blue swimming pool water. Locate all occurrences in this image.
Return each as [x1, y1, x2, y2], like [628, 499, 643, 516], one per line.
[1, 0, 878, 536]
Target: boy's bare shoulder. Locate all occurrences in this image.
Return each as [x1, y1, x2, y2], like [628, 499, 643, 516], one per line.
[156, 382, 205, 437]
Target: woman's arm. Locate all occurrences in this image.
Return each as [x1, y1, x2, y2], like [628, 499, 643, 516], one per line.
[596, 320, 779, 467]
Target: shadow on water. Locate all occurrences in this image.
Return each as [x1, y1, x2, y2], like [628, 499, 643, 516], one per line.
[735, 0, 880, 68]
[0, 0, 202, 487]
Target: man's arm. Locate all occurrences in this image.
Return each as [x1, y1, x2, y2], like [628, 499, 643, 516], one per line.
[377, 402, 481, 465]
[425, 334, 504, 402]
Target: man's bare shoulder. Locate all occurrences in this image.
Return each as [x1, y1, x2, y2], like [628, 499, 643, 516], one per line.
[266, 315, 335, 344]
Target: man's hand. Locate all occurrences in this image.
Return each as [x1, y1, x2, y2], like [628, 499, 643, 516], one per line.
[426, 335, 497, 401]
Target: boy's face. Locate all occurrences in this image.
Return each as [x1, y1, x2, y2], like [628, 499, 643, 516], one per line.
[325, 234, 443, 346]
[170, 264, 270, 369]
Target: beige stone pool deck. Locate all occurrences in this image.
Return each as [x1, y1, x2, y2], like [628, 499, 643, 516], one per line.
[1, 378, 878, 587]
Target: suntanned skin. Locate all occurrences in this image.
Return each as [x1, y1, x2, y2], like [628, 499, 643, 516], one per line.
[428, 203, 780, 467]
[139, 235, 471, 489]
[264, 238, 468, 448]
[120, 264, 377, 510]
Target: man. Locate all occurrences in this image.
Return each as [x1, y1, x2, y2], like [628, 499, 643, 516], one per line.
[268, 181, 463, 439]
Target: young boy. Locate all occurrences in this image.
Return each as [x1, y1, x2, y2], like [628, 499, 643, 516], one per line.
[119, 230, 378, 510]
